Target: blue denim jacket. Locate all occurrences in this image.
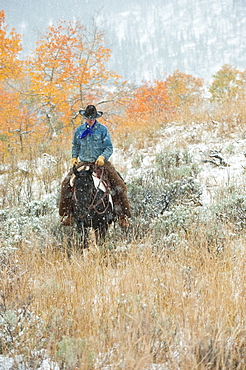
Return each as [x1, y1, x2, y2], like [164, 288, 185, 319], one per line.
[72, 120, 113, 162]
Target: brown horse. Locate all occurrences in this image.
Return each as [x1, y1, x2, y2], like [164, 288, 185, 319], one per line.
[71, 165, 115, 249]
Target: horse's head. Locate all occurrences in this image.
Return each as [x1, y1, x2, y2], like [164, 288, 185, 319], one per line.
[71, 165, 94, 219]
[73, 165, 93, 181]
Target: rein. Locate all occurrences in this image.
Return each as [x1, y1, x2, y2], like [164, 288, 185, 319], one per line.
[73, 165, 111, 217]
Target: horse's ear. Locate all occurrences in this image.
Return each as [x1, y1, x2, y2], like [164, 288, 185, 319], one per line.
[73, 165, 79, 176]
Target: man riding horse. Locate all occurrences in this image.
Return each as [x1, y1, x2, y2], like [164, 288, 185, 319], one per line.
[59, 104, 131, 228]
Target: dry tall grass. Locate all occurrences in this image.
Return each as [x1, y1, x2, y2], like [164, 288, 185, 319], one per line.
[1, 229, 245, 369]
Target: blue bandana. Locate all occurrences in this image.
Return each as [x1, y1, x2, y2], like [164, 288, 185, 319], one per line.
[80, 121, 96, 139]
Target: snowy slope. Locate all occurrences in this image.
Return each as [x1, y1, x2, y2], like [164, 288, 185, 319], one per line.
[111, 120, 246, 206]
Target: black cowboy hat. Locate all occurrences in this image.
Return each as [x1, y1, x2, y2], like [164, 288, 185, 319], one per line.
[79, 105, 103, 119]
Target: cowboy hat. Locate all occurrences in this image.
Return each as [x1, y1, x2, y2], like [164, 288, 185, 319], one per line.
[79, 105, 103, 119]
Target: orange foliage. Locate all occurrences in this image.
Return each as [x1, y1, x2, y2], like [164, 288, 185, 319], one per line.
[0, 11, 34, 156]
[113, 72, 204, 134]
[0, 85, 38, 154]
[0, 10, 22, 80]
[126, 80, 172, 118]
[114, 80, 175, 133]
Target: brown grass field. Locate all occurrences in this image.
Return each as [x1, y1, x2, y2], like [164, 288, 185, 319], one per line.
[1, 230, 245, 369]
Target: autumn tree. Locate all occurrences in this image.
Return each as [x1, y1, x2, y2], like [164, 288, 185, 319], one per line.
[0, 10, 22, 81]
[114, 79, 174, 134]
[165, 70, 204, 109]
[26, 20, 120, 140]
[209, 64, 246, 102]
[0, 10, 34, 156]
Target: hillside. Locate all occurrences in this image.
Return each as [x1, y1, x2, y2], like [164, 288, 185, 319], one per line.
[1, 115, 246, 368]
[117, 119, 246, 205]
[104, 0, 246, 82]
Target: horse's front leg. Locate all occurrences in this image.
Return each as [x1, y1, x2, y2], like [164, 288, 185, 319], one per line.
[75, 221, 89, 251]
[81, 226, 89, 249]
[95, 223, 108, 246]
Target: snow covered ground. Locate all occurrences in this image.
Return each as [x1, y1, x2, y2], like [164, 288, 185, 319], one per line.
[112, 120, 246, 206]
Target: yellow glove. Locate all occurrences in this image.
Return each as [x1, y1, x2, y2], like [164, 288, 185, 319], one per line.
[96, 155, 105, 166]
[72, 157, 78, 166]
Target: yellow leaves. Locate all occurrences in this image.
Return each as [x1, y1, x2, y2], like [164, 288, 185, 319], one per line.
[0, 85, 38, 154]
[0, 10, 5, 22]
[0, 11, 22, 81]
[209, 64, 246, 102]
[166, 70, 204, 108]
